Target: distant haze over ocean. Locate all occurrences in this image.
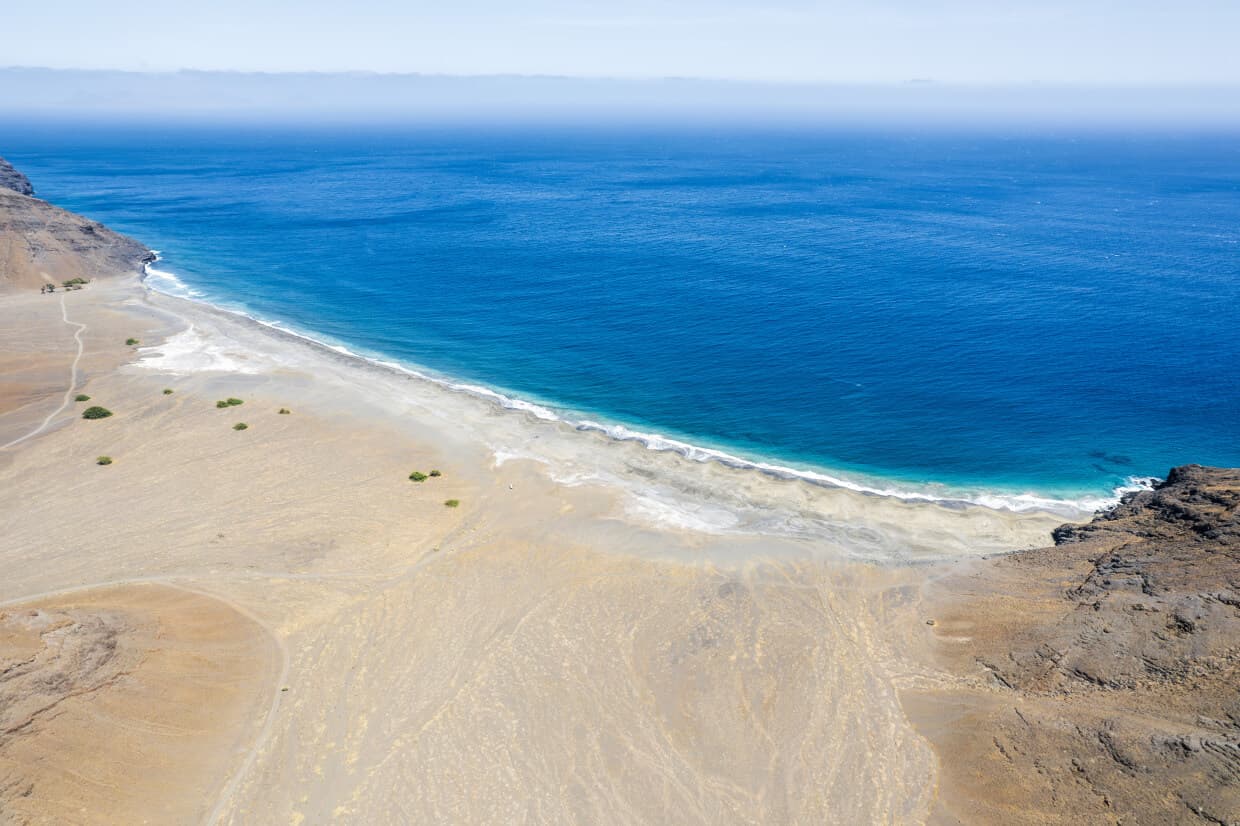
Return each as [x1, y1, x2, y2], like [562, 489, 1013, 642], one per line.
[1, 68, 1238, 127]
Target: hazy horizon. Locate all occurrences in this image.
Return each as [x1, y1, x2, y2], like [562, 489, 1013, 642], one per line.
[2, 67, 1239, 129]
[8, 0, 1240, 128]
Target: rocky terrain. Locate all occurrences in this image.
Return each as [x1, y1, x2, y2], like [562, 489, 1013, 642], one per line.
[0, 158, 151, 293]
[913, 465, 1240, 825]
[0, 157, 34, 197]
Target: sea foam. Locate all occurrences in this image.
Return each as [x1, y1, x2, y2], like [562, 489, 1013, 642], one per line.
[141, 259, 1149, 519]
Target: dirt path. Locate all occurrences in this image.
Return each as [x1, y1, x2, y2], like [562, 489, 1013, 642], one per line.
[0, 285, 86, 450]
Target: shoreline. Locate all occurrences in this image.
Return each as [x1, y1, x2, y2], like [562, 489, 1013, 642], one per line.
[1, 255, 951, 821]
[129, 273, 1072, 563]
[6, 162, 1235, 824]
[141, 257, 1149, 522]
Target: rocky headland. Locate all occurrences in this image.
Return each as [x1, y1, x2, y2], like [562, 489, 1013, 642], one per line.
[0, 155, 151, 294]
[912, 465, 1240, 825]
[0, 156, 34, 197]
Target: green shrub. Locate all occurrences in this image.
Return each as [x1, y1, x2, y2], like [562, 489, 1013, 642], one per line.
[409, 471, 428, 482]
[233, 422, 248, 431]
[444, 499, 460, 508]
[163, 388, 174, 395]
[125, 338, 140, 346]
[82, 406, 112, 419]
[278, 408, 290, 414]
[96, 456, 112, 465]
[429, 469, 442, 477]
[226, 398, 244, 406]
[63, 277, 89, 287]
[74, 393, 91, 402]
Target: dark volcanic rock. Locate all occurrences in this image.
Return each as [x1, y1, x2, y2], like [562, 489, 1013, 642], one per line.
[1007, 465, 1240, 693]
[917, 465, 1240, 825]
[0, 156, 34, 196]
[1055, 464, 1240, 548]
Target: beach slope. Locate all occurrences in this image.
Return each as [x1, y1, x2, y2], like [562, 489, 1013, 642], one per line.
[2, 155, 1237, 826]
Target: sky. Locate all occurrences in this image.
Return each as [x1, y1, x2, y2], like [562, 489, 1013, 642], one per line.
[6, 0, 1240, 85]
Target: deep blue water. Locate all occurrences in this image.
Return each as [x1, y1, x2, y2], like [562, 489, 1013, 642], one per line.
[4, 123, 1239, 499]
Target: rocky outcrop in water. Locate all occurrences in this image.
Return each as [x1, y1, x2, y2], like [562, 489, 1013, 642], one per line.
[0, 156, 34, 197]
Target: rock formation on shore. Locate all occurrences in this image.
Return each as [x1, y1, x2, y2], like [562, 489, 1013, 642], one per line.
[915, 465, 1240, 825]
[0, 158, 151, 292]
[0, 156, 34, 197]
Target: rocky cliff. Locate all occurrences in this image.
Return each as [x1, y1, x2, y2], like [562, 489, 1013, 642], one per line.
[0, 158, 151, 292]
[915, 465, 1240, 825]
[0, 156, 34, 196]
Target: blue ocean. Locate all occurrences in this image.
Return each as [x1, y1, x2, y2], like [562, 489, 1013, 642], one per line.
[4, 123, 1239, 503]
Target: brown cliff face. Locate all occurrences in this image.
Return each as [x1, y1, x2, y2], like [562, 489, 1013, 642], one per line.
[912, 465, 1240, 825]
[0, 156, 34, 197]
[0, 158, 152, 293]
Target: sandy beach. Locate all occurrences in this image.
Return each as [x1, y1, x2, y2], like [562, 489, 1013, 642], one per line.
[3, 174, 1235, 825]
[0, 270, 954, 823]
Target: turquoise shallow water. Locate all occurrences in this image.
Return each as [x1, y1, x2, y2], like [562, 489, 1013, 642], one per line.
[4, 123, 1239, 503]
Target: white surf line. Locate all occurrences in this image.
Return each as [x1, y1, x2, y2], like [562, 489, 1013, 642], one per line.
[0, 285, 88, 450]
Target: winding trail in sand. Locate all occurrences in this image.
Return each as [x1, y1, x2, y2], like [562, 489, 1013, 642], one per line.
[0, 283, 86, 450]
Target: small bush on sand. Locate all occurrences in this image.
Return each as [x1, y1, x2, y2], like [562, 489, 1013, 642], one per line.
[96, 456, 113, 465]
[82, 406, 112, 419]
[278, 408, 290, 414]
[125, 338, 140, 346]
[409, 471, 428, 482]
[429, 469, 442, 477]
[444, 499, 460, 508]
[74, 393, 91, 402]
[233, 422, 248, 431]
[226, 398, 244, 406]
[216, 400, 229, 408]
[163, 388, 174, 395]
[63, 278, 89, 287]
